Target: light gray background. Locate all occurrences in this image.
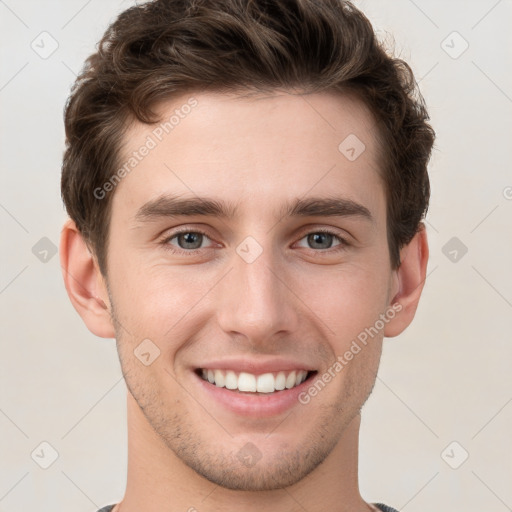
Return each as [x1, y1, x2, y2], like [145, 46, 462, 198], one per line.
[1, 0, 511, 511]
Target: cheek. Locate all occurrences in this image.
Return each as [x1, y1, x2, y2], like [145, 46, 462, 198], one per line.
[302, 261, 390, 339]
[108, 260, 212, 347]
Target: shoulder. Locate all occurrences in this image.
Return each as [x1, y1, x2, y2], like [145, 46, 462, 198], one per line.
[373, 504, 400, 512]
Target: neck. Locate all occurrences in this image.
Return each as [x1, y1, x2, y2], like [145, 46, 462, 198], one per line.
[116, 392, 371, 512]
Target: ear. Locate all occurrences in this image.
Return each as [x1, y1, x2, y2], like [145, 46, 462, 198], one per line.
[384, 223, 429, 338]
[59, 218, 115, 338]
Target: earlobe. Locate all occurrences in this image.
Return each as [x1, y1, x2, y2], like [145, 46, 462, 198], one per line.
[384, 224, 429, 338]
[59, 218, 115, 339]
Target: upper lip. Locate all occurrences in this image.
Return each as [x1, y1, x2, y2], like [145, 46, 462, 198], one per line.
[195, 357, 317, 375]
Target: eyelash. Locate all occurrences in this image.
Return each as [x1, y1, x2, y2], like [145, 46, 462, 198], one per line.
[159, 227, 349, 256]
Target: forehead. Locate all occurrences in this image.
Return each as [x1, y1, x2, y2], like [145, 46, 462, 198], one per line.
[111, 89, 385, 223]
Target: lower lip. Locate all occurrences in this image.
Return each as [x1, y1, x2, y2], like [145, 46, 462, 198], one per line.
[193, 371, 316, 418]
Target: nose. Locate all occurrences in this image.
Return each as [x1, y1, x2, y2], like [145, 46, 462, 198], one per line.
[215, 241, 300, 346]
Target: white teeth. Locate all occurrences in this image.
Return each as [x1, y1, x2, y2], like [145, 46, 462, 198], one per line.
[238, 372, 257, 392]
[275, 371, 286, 390]
[285, 371, 296, 389]
[225, 370, 238, 390]
[214, 369, 225, 388]
[295, 370, 307, 386]
[199, 368, 310, 393]
[256, 373, 275, 393]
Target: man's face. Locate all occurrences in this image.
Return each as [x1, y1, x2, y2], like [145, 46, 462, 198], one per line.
[105, 90, 397, 490]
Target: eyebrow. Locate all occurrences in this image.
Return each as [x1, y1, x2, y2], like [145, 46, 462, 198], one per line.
[134, 194, 374, 224]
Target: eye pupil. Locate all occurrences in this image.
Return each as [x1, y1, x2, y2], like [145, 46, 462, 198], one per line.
[178, 232, 202, 249]
[308, 232, 333, 249]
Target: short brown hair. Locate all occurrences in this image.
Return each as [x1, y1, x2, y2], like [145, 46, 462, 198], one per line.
[61, 0, 435, 275]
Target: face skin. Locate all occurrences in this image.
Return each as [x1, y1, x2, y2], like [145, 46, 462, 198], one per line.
[60, 90, 428, 512]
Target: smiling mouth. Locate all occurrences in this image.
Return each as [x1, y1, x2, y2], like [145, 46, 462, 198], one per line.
[195, 368, 317, 394]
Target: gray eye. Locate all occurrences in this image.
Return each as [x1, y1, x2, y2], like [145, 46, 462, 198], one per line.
[307, 233, 335, 249]
[176, 232, 204, 249]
